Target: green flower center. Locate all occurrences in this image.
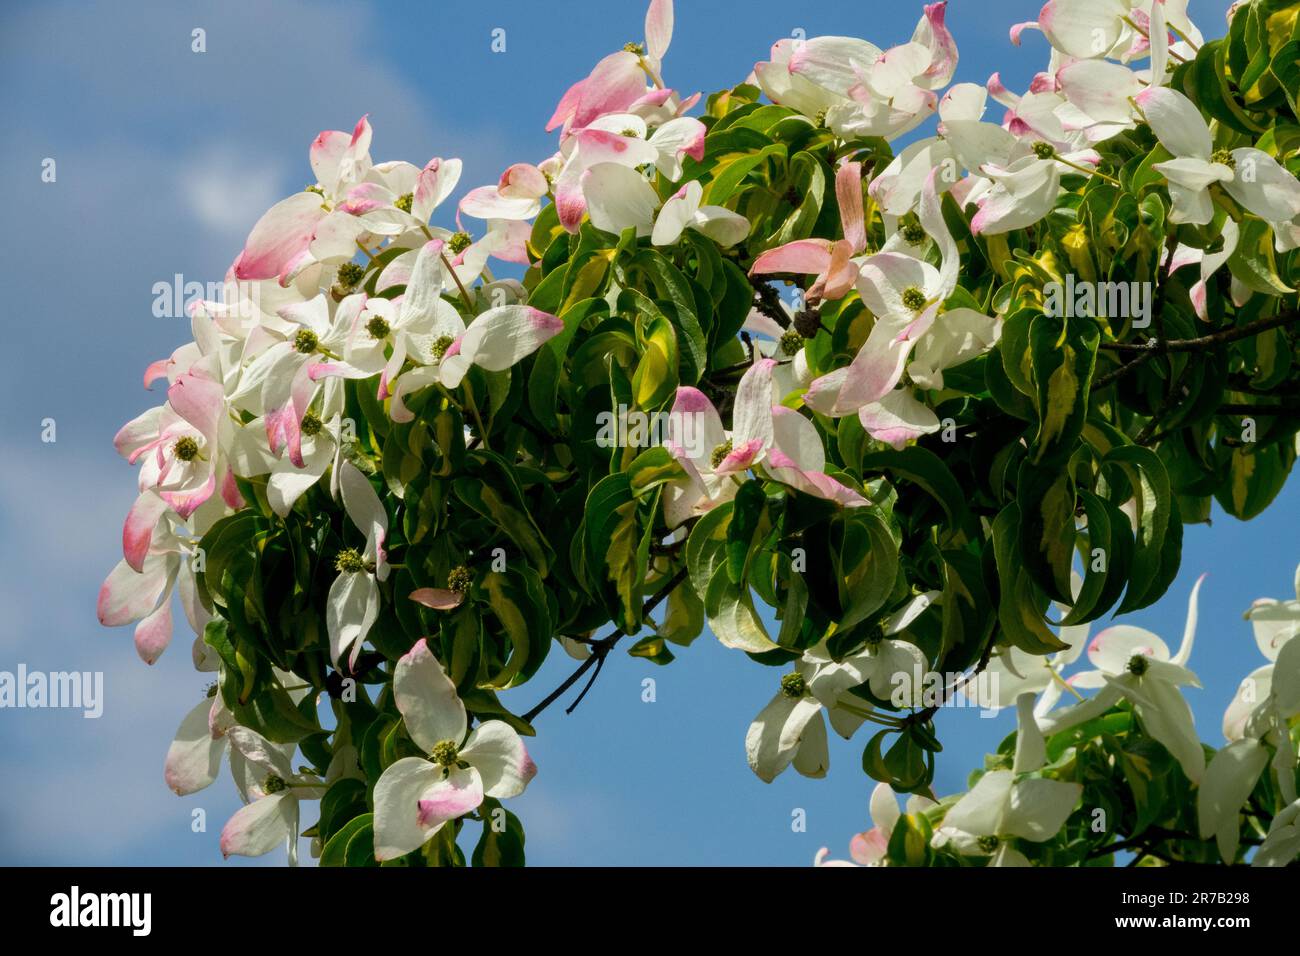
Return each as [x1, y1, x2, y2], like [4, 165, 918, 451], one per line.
[431, 739, 460, 767]
[448, 231, 473, 255]
[1126, 654, 1149, 677]
[977, 834, 1000, 853]
[335, 547, 367, 574]
[863, 621, 885, 647]
[709, 439, 733, 470]
[431, 335, 455, 361]
[172, 436, 200, 462]
[1211, 148, 1235, 169]
[620, 128, 641, 139]
[394, 192, 414, 213]
[447, 565, 472, 594]
[813, 108, 828, 129]
[336, 261, 365, 289]
[205, 681, 218, 698]
[780, 672, 807, 699]
[300, 412, 322, 437]
[366, 314, 391, 339]
[305, 184, 324, 197]
[294, 328, 319, 354]
[1031, 141, 1055, 159]
[901, 286, 927, 311]
[623, 41, 645, 54]
[263, 774, 286, 794]
[901, 221, 927, 245]
[779, 329, 804, 356]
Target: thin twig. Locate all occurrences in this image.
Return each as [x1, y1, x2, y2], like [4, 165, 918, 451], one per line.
[1091, 348, 1156, 392]
[1136, 359, 1193, 444]
[521, 565, 690, 723]
[1099, 311, 1298, 353]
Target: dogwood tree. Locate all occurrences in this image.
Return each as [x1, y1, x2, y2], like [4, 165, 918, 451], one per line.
[102, 0, 1300, 866]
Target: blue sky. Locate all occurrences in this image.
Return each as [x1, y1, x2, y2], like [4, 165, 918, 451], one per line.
[1, 0, 1282, 867]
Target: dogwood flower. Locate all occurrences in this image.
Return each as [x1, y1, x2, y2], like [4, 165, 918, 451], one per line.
[115, 363, 236, 518]
[804, 168, 968, 444]
[459, 163, 551, 222]
[750, 161, 867, 304]
[661, 359, 777, 525]
[1203, 575, 1300, 861]
[163, 688, 236, 796]
[232, 292, 363, 468]
[1068, 575, 1206, 782]
[220, 727, 324, 865]
[932, 694, 1082, 865]
[545, 0, 674, 136]
[969, 142, 1102, 236]
[964, 575, 1089, 715]
[1137, 86, 1300, 226]
[749, 594, 937, 787]
[815, 782, 938, 866]
[753, 3, 957, 141]
[381, 300, 564, 421]
[1245, 563, 1300, 660]
[327, 461, 390, 668]
[166, 666, 308, 797]
[235, 116, 374, 285]
[741, 304, 811, 400]
[651, 180, 750, 247]
[338, 155, 462, 240]
[1253, 798, 1300, 867]
[1019, 0, 1203, 64]
[1165, 219, 1242, 321]
[98, 501, 209, 664]
[372, 639, 536, 861]
[745, 665, 832, 783]
[764, 407, 868, 508]
[870, 82, 1016, 220]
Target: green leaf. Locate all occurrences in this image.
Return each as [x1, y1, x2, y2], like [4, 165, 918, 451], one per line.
[1100, 444, 1175, 613]
[481, 567, 553, 689]
[1028, 313, 1098, 466]
[471, 799, 526, 867]
[1016, 459, 1076, 605]
[860, 446, 976, 540]
[829, 507, 899, 633]
[319, 813, 375, 868]
[1227, 217, 1296, 295]
[1183, 38, 1264, 135]
[318, 778, 367, 844]
[584, 473, 647, 633]
[453, 452, 553, 576]
[991, 503, 1070, 654]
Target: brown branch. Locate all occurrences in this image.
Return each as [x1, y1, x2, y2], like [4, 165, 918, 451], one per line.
[751, 280, 790, 328]
[521, 565, 689, 724]
[1099, 311, 1299, 353]
[1090, 348, 1156, 392]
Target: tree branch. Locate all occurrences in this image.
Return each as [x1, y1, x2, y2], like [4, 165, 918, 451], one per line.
[1099, 310, 1299, 353]
[521, 565, 690, 724]
[1091, 348, 1156, 392]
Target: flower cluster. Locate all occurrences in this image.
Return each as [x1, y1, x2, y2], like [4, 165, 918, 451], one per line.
[102, 0, 1300, 866]
[818, 565, 1300, 867]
